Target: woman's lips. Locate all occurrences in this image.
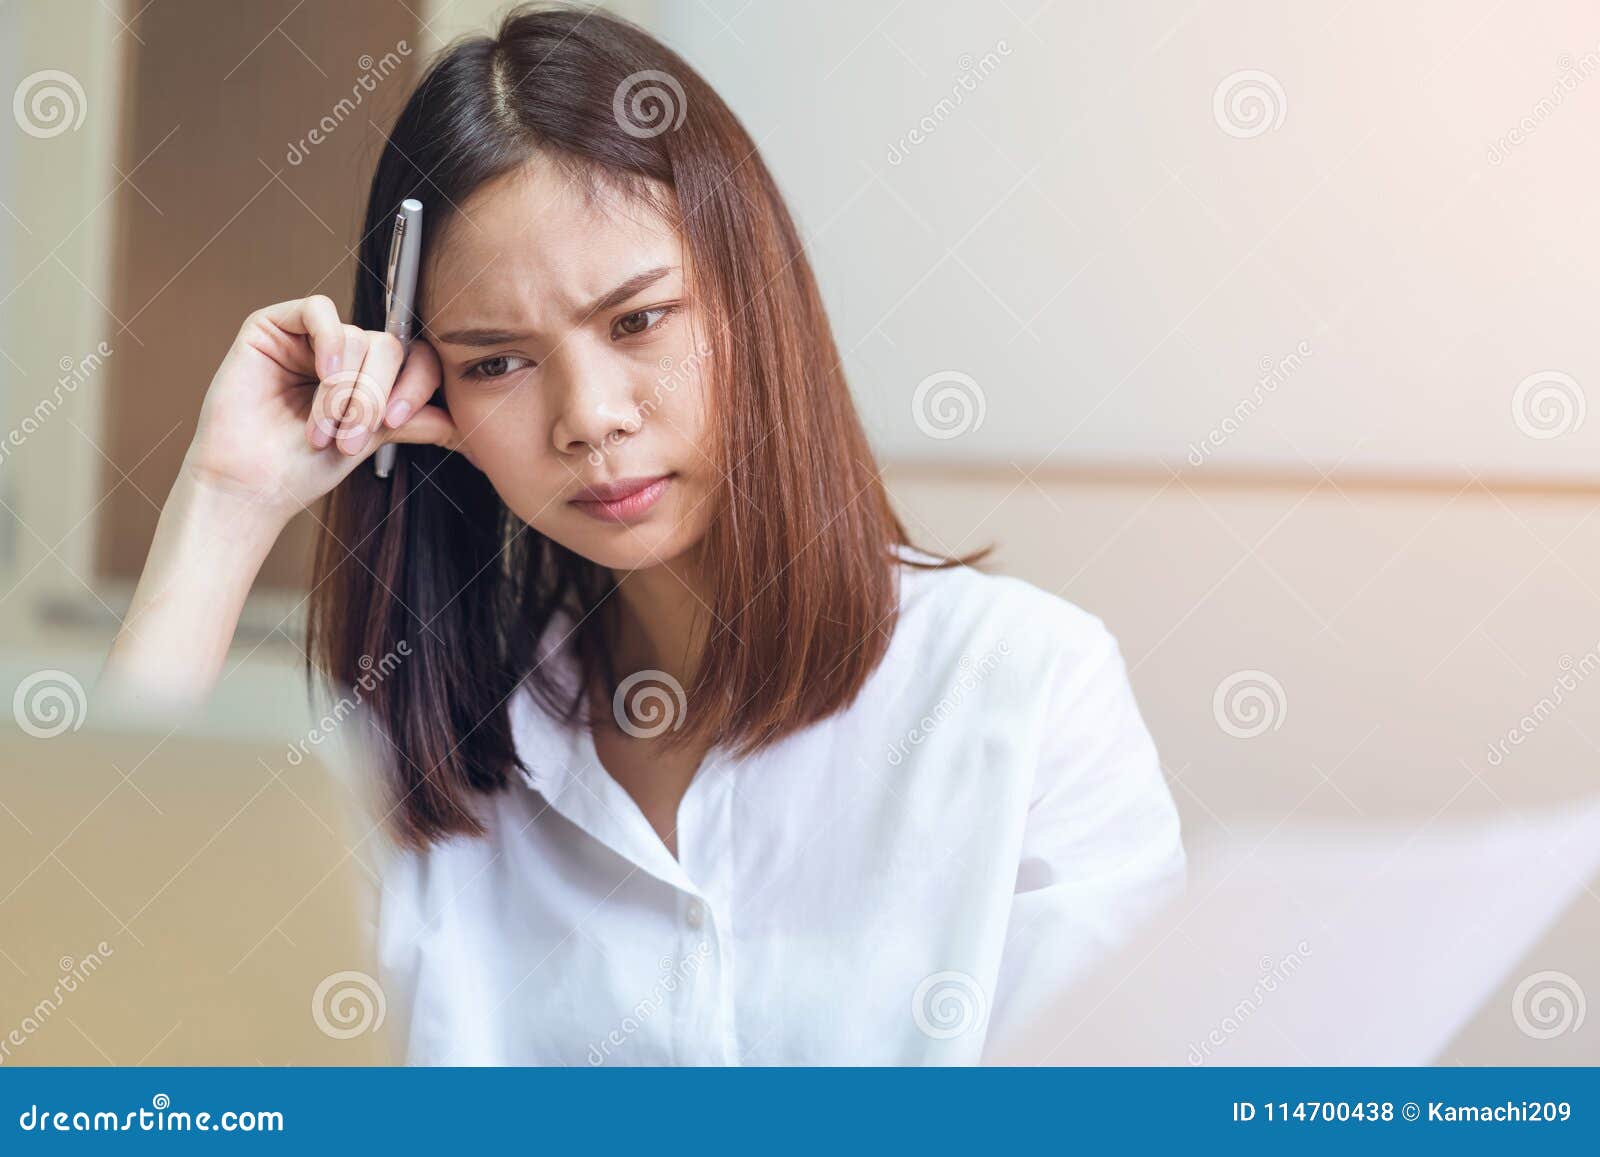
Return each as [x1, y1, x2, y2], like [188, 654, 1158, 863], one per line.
[568, 474, 673, 523]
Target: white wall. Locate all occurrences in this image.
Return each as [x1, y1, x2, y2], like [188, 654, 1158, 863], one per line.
[657, 1, 1600, 482]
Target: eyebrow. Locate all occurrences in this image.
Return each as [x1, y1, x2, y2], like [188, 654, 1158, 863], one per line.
[431, 265, 679, 347]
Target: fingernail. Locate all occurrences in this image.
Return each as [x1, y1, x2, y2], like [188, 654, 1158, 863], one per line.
[344, 423, 367, 439]
[324, 351, 341, 378]
[385, 400, 412, 427]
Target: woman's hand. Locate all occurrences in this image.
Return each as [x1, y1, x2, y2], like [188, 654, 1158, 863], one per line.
[182, 294, 462, 526]
[101, 295, 465, 710]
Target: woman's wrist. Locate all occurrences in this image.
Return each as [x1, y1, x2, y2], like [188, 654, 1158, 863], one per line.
[173, 453, 298, 546]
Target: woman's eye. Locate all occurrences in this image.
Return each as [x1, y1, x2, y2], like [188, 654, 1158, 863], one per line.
[468, 355, 532, 379]
[611, 305, 675, 339]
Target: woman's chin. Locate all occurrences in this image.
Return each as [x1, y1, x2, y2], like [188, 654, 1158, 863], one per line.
[557, 522, 703, 574]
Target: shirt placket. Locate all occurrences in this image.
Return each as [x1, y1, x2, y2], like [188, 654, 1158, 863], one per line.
[673, 747, 740, 1065]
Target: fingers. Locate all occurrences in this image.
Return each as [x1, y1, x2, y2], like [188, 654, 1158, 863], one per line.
[336, 331, 404, 456]
[371, 345, 465, 459]
[256, 295, 345, 379]
[306, 326, 376, 451]
[378, 403, 471, 468]
[288, 318, 462, 466]
[382, 404, 461, 450]
[379, 339, 442, 432]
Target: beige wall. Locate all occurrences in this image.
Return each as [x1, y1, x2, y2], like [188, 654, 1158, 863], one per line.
[888, 466, 1600, 830]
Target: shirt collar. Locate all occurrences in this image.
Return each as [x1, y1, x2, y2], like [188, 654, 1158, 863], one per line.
[508, 619, 702, 897]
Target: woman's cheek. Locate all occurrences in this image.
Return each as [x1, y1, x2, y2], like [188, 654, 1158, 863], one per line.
[660, 374, 712, 457]
[456, 394, 565, 508]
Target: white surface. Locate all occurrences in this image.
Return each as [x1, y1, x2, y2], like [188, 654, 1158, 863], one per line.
[659, 1, 1600, 480]
[988, 797, 1600, 1065]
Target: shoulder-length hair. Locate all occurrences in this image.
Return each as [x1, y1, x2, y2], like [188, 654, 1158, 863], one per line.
[307, 2, 986, 849]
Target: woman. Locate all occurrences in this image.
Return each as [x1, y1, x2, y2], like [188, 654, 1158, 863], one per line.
[102, 4, 1184, 1065]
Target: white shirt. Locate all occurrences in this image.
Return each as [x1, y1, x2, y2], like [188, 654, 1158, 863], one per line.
[373, 551, 1186, 1065]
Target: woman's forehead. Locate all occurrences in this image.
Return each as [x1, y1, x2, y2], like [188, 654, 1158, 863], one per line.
[422, 164, 682, 323]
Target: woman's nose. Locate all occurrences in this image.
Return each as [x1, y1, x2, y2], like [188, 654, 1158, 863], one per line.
[549, 364, 642, 456]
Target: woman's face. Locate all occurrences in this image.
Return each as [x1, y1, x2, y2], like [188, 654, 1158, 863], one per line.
[422, 161, 716, 573]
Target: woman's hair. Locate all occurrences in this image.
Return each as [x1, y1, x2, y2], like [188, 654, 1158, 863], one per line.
[307, 2, 986, 849]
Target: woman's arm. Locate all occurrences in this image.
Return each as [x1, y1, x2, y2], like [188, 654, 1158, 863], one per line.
[99, 464, 289, 707]
[97, 295, 459, 709]
[982, 617, 1187, 1058]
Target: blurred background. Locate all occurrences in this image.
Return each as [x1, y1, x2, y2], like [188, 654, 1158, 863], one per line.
[2, 0, 1598, 1063]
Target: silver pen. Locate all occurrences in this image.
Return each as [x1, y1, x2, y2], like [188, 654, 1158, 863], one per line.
[373, 198, 423, 479]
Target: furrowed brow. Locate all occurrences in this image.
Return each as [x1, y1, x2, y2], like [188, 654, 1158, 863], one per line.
[432, 265, 680, 346]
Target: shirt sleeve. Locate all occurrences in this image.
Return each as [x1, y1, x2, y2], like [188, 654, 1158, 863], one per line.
[982, 616, 1187, 1060]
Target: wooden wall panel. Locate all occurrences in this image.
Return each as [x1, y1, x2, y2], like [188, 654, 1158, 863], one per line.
[101, 0, 421, 589]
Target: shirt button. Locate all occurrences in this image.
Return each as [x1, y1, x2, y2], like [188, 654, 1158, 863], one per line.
[685, 900, 705, 929]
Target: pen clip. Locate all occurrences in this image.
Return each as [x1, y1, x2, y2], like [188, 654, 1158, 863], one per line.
[383, 211, 408, 319]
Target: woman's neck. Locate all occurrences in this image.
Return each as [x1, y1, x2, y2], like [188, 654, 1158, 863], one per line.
[607, 549, 710, 690]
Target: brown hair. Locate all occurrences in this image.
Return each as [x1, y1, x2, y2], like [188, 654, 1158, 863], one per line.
[307, 3, 986, 849]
